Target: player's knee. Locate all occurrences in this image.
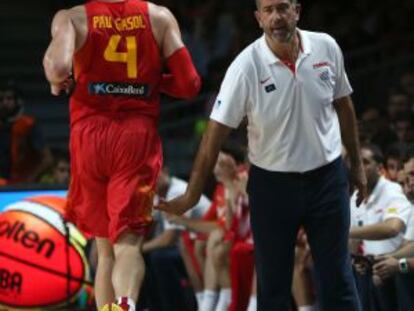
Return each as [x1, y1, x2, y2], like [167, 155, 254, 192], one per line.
[113, 233, 144, 258]
[211, 243, 230, 268]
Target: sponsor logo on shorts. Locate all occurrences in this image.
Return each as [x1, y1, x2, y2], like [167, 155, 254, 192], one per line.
[88, 82, 149, 97]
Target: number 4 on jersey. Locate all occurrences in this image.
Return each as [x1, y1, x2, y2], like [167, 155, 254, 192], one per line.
[104, 35, 137, 78]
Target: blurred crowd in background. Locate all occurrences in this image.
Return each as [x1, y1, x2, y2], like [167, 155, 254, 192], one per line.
[1, 0, 414, 310]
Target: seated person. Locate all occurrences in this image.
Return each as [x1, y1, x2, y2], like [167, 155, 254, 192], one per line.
[0, 82, 52, 183]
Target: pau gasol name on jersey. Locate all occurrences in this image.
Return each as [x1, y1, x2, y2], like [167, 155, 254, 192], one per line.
[92, 15, 146, 31]
[88, 82, 149, 97]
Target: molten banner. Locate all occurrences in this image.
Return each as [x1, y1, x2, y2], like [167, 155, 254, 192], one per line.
[0, 196, 91, 309]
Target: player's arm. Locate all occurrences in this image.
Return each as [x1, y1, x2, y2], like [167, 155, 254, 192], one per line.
[333, 96, 367, 205]
[43, 10, 75, 95]
[156, 6, 201, 99]
[349, 218, 405, 240]
[388, 240, 414, 259]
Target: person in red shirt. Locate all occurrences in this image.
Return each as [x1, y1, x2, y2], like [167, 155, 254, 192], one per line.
[43, 1, 201, 311]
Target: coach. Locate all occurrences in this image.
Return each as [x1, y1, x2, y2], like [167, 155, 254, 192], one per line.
[157, 0, 367, 310]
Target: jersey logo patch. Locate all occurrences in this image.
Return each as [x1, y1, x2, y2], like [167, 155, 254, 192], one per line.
[88, 82, 149, 97]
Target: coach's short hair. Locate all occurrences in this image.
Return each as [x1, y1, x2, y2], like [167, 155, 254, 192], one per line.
[255, 0, 297, 9]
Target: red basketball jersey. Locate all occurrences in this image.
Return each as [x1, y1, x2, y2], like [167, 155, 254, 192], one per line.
[70, 0, 162, 125]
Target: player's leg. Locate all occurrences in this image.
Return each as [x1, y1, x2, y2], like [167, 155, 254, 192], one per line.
[95, 238, 116, 310]
[111, 233, 145, 310]
[194, 239, 207, 275]
[200, 229, 223, 311]
[178, 235, 204, 308]
[67, 121, 114, 310]
[212, 237, 232, 311]
[107, 115, 162, 310]
[292, 233, 316, 311]
[247, 271, 257, 311]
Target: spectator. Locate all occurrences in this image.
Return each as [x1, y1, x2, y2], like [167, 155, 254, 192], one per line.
[360, 106, 397, 151]
[393, 113, 414, 145]
[386, 92, 411, 123]
[350, 144, 412, 311]
[400, 70, 414, 106]
[39, 149, 70, 185]
[0, 82, 52, 183]
[372, 156, 414, 311]
[404, 158, 414, 201]
[384, 145, 403, 182]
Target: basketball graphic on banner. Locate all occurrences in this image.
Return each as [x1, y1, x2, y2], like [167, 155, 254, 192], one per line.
[0, 196, 91, 309]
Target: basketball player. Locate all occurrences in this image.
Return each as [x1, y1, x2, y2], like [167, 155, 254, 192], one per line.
[43, 1, 201, 310]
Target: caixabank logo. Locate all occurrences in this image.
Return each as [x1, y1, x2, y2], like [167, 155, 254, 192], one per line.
[88, 82, 149, 97]
[0, 196, 91, 310]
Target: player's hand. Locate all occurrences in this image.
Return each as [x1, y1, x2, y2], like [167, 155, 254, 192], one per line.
[50, 76, 74, 96]
[155, 193, 194, 216]
[373, 255, 399, 280]
[350, 163, 368, 206]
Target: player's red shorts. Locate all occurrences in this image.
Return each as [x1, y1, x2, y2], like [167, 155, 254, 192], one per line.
[66, 113, 162, 243]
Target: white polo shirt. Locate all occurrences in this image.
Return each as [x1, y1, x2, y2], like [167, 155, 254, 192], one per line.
[350, 177, 413, 255]
[210, 29, 352, 172]
[404, 207, 414, 241]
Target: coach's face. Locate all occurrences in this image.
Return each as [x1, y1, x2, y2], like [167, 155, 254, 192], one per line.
[255, 0, 300, 43]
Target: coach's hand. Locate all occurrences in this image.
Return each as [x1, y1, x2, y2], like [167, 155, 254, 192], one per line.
[350, 163, 368, 206]
[155, 193, 194, 215]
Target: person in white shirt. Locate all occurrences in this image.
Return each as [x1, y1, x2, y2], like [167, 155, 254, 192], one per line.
[156, 0, 367, 310]
[372, 156, 414, 311]
[373, 157, 414, 279]
[350, 144, 412, 311]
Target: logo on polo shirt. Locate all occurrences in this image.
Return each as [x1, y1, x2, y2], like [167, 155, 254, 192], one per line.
[387, 207, 398, 214]
[214, 99, 223, 110]
[313, 61, 329, 69]
[260, 77, 271, 84]
[319, 70, 330, 82]
[265, 84, 276, 93]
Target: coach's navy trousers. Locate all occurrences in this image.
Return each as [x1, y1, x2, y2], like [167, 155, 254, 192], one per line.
[247, 157, 362, 311]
